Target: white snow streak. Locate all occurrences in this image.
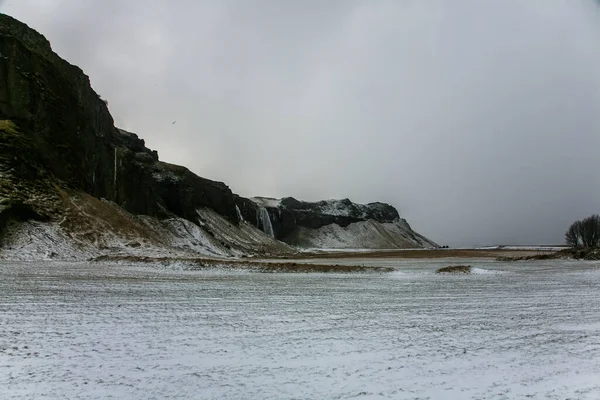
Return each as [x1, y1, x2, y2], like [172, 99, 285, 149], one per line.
[287, 220, 433, 249]
[235, 204, 244, 222]
[250, 197, 281, 208]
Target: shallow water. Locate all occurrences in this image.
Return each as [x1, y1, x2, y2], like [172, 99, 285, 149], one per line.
[1, 260, 599, 399]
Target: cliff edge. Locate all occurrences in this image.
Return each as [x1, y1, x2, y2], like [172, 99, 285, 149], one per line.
[0, 14, 436, 260]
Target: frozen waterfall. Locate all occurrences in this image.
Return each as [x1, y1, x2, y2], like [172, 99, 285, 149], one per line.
[257, 206, 274, 237]
[235, 205, 244, 222]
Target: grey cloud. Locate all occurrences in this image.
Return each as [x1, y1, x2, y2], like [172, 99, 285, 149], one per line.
[2, 0, 600, 246]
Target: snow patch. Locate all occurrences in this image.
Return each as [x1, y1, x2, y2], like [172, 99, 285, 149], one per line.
[285, 220, 436, 249]
[160, 218, 226, 256]
[470, 267, 506, 275]
[0, 194, 292, 261]
[314, 199, 353, 216]
[196, 208, 291, 256]
[310, 199, 397, 220]
[250, 197, 281, 208]
[0, 221, 96, 261]
[151, 170, 181, 183]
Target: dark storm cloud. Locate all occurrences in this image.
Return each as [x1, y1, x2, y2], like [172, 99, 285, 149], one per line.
[2, 1, 600, 246]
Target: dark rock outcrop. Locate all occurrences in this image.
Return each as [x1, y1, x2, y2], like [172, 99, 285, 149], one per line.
[0, 14, 436, 254]
[0, 14, 239, 231]
[279, 197, 399, 231]
[235, 196, 436, 248]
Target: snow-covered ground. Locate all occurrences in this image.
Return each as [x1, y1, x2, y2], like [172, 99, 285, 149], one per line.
[285, 220, 435, 249]
[1, 259, 600, 399]
[471, 246, 569, 251]
[0, 202, 291, 261]
[250, 197, 282, 208]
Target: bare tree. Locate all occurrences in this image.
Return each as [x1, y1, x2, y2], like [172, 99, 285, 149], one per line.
[565, 220, 581, 247]
[565, 215, 600, 248]
[580, 214, 600, 248]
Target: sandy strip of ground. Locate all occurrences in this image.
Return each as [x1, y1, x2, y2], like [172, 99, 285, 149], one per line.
[283, 248, 561, 260]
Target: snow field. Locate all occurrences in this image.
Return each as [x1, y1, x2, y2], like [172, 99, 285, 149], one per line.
[1, 260, 599, 399]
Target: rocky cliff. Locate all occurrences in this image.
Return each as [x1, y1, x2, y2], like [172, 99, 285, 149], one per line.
[0, 14, 436, 259]
[238, 197, 437, 249]
[0, 14, 239, 226]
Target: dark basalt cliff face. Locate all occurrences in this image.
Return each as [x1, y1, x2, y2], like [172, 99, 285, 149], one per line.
[280, 197, 399, 229]
[0, 14, 436, 253]
[0, 14, 239, 233]
[236, 196, 403, 241]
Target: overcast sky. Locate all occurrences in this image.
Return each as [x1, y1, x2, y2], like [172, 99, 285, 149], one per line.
[1, 0, 599, 246]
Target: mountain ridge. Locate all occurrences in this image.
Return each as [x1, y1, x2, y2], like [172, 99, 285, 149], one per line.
[0, 13, 437, 260]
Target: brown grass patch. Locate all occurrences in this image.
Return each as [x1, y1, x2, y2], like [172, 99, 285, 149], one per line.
[91, 255, 393, 273]
[0, 120, 19, 135]
[498, 247, 600, 261]
[56, 187, 160, 244]
[283, 248, 561, 260]
[435, 265, 472, 274]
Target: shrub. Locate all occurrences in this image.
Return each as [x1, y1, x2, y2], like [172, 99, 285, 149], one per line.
[565, 214, 600, 248]
[435, 265, 471, 274]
